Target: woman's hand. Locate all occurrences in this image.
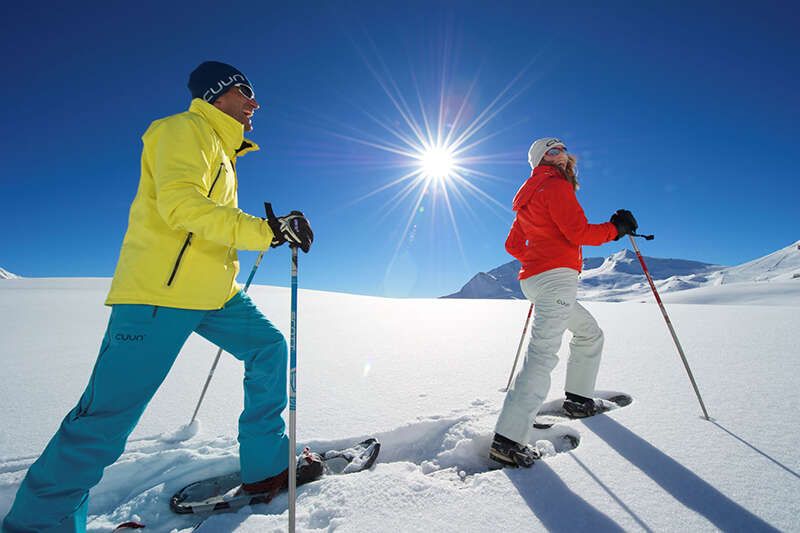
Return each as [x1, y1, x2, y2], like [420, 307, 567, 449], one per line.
[610, 209, 638, 240]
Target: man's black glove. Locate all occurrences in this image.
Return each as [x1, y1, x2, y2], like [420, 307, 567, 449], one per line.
[610, 209, 638, 240]
[264, 203, 314, 253]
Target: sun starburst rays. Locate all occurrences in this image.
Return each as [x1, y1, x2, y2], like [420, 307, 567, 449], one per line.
[314, 36, 537, 280]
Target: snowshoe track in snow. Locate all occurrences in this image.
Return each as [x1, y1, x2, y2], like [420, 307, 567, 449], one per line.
[0, 399, 583, 531]
[365, 399, 580, 477]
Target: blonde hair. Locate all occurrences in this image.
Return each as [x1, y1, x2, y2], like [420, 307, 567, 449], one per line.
[541, 154, 580, 191]
[564, 154, 579, 191]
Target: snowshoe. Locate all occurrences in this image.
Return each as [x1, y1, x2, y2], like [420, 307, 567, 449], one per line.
[488, 433, 541, 468]
[534, 392, 632, 429]
[562, 398, 599, 418]
[170, 438, 380, 515]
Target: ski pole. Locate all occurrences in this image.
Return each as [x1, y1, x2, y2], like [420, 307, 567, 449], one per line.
[628, 234, 710, 420]
[288, 245, 298, 533]
[501, 303, 533, 392]
[188, 204, 272, 426]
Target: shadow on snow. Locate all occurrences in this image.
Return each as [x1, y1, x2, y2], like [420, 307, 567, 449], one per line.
[584, 416, 780, 532]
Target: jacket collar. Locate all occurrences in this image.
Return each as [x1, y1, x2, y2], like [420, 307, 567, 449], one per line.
[188, 98, 260, 157]
[531, 164, 564, 180]
[512, 165, 566, 210]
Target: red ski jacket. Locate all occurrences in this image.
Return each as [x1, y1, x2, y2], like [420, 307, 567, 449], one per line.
[505, 165, 618, 280]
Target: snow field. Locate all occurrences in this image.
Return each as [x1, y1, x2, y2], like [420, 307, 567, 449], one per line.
[1, 278, 799, 531]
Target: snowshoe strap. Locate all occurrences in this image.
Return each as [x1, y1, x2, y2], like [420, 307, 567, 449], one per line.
[319, 438, 381, 474]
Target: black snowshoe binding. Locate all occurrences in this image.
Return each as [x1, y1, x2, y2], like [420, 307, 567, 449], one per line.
[562, 398, 599, 419]
[489, 433, 541, 468]
[296, 447, 325, 484]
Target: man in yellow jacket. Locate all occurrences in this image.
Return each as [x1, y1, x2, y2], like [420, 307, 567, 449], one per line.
[3, 61, 313, 533]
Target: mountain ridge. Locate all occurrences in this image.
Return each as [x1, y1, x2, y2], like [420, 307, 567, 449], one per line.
[0, 268, 20, 280]
[444, 240, 800, 301]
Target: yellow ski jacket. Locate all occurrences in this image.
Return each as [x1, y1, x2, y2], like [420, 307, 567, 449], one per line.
[106, 99, 274, 310]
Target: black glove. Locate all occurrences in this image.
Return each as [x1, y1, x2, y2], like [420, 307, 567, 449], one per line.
[264, 203, 314, 253]
[610, 209, 638, 240]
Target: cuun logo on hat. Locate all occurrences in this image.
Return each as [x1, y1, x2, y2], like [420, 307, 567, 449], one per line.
[188, 61, 253, 104]
[527, 137, 565, 169]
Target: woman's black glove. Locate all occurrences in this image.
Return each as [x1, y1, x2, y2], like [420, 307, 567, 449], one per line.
[610, 209, 638, 240]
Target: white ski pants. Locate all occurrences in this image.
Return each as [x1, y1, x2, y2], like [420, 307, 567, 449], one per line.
[495, 267, 604, 444]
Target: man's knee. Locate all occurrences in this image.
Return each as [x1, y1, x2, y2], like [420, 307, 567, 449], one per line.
[247, 318, 287, 351]
[272, 333, 288, 355]
[254, 330, 287, 363]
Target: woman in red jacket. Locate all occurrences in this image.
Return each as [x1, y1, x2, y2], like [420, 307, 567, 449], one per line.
[489, 137, 637, 468]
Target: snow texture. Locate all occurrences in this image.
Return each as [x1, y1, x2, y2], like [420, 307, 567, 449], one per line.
[1, 278, 798, 532]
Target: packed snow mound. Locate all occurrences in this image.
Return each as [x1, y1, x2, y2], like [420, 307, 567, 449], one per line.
[0, 400, 578, 532]
[0, 268, 20, 279]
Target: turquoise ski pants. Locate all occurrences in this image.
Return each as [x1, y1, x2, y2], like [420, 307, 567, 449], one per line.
[2, 291, 288, 533]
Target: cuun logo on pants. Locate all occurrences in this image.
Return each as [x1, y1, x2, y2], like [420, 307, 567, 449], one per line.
[115, 333, 145, 341]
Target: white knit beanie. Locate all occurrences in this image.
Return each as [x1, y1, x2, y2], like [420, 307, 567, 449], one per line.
[527, 137, 566, 169]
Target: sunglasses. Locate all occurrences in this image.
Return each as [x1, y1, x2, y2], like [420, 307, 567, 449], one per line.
[545, 147, 568, 156]
[235, 83, 256, 101]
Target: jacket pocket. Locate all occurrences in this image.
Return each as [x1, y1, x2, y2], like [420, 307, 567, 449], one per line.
[165, 163, 224, 288]
[166, 233, 192, 287]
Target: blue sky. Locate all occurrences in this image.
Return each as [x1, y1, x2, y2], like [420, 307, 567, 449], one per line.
[1, 1, 797, 297]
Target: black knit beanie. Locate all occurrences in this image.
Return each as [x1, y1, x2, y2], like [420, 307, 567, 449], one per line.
[188, 61, 252, 104]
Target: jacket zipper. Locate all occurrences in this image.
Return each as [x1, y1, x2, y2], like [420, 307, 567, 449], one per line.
[166, 163, 225, 287]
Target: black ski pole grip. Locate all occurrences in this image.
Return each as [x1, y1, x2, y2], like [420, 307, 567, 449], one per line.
[631, 232, 655, 241]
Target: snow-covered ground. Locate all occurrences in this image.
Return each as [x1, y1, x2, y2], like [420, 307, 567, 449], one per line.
[1, 278, 799, 532]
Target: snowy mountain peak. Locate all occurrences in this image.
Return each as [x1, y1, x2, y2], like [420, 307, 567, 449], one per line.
[444, 261, 525, 299]
[444, 250, 719, 300]
[589, 249, 719, 280]
[445, 241, 799, 303]
[610, 249, 636, 261]
[0, 268, 20, 279]
[595, 249, 639, 275]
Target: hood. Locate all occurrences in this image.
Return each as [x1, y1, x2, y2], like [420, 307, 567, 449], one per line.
[512, 165, 565, 211]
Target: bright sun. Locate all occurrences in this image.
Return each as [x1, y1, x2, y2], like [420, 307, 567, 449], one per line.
[420, 146, 456, 182]
[333, 43, 529, 271]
